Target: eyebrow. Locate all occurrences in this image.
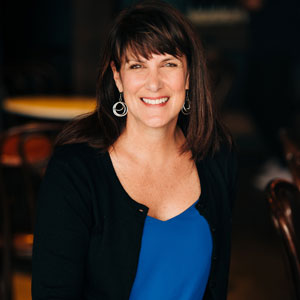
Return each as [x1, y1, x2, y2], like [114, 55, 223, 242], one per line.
[161, 57, 181, 62]
[126, 56, 182, 64]
[126, 58, 145, 63]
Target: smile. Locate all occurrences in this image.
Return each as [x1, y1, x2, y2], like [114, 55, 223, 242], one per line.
[141, 97, 169, 105]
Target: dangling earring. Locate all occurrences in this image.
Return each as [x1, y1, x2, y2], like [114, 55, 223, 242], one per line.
[181, 90, 191, 115]
[112, 93, 128, 117]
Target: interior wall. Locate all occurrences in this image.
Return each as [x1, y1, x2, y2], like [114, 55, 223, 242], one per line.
[72, 0, 115, 95]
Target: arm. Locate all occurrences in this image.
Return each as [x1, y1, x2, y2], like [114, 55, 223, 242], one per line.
[228, 148, 238, 212]
[203, 145, 238, 300]
[32, 152, 92, 300]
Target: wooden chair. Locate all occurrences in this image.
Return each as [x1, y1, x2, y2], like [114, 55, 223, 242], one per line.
[266, 178, 300, 300]
[0, 122, 62, 300]
[279, 130, 300, 190]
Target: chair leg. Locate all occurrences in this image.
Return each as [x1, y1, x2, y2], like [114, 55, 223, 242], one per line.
[1, 181, 13, 300]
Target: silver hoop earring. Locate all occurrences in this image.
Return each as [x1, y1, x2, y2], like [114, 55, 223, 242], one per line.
[181, 90, 191, 115]
[112, 93, 128, 117]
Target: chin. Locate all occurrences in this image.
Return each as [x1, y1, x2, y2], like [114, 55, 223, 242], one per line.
[142, 116, 178, 129]
[127, 111, 179, 130]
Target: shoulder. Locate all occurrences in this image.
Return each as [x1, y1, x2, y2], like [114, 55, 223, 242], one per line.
[48, 143, 104, 171]
[214, 144, 237, 177]
[200, 143, 238, 198]
[44, 143, 107, 190]
[51, 142, 98, 162]
[39, 144, 107, 214]
[204, 144, 237, 176]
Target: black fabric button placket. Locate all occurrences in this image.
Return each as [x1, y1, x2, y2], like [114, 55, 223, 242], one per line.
[136, 207, 148, 222]
[208, 217, 217, 290]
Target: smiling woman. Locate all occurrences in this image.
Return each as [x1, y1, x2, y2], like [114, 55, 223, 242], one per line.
[32, 1, 237, 300]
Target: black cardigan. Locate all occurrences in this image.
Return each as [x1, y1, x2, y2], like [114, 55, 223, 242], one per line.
[32, 143, 237, 300]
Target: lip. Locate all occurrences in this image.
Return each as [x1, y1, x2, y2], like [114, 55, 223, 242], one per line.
[140, 96, 169, 106]
[140, 96, 168, 100]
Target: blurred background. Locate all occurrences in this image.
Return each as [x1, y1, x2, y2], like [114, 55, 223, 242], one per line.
[1, 0, 300, 299]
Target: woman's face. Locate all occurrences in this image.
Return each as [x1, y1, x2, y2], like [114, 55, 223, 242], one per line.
[111, 51, 189, 131]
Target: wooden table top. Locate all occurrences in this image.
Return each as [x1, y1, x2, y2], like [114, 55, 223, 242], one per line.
[3, 96, 97, 120]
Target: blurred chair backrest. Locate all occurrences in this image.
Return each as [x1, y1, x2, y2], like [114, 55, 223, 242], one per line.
[266, 178, 300, 300]
[0, 122, 62, 229]
[280, 130, 300, 190]
[0, 122, 62, 300]
[0, 122, 62, 173]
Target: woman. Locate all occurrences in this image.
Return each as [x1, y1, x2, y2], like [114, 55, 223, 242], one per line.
[32, 1, 237, 300]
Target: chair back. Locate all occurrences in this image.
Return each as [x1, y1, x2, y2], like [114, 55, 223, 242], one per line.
[266, 179, 300, 299]
[0, 122, 62, 169]
[0, 122, 62, 300]
[0, 122, 62, 229]
[280, 130, 300, 189]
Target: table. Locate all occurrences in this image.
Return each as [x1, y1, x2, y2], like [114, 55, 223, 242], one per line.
[2, 96, 97, 120]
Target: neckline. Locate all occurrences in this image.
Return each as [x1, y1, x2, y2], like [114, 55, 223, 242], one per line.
[102, 151, 149, 213]
[102, 151, 205, 220]
[146, 197, 200, 223]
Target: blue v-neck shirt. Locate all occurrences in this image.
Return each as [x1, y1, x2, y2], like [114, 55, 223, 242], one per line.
[129, 199, 212, 300]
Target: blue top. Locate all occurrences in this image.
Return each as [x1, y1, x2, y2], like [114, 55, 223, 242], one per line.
[129, 199, 212, 300]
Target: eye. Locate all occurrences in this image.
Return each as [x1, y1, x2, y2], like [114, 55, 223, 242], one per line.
[129, 64, 142, 69]
[165, 62, 177, 67]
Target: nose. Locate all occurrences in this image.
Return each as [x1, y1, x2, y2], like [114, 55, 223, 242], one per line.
[145, 68, 163, 92]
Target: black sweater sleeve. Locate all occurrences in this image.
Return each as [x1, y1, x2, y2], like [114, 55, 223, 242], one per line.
[32, 149, 93, 300]
[202, 145, 238, 300]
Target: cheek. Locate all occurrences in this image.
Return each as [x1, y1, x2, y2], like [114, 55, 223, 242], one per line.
[122, 76, 144, 95]
[168, 73, 188, 92]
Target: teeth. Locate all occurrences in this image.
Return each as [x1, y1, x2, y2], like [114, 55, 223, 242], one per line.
[142, 97, 168, 104]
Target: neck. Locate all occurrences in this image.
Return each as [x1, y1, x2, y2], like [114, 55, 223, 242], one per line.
[111, 122, 186, 166]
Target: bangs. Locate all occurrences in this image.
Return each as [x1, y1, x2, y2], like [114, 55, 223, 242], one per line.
[123, 34, 184, 63]
[111, 7, 191, 69]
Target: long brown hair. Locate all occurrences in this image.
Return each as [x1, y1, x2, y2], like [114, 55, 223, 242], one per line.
[56, 0, 232, 160]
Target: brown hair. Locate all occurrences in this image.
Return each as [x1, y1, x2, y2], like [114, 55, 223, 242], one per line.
[56, 0, 232, 160]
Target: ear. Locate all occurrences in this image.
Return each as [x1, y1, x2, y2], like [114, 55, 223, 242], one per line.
[110, 61, 123, 92]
